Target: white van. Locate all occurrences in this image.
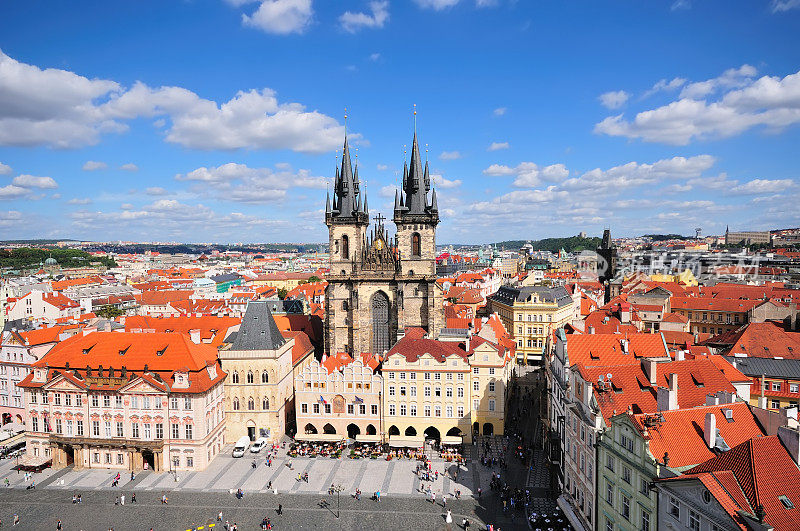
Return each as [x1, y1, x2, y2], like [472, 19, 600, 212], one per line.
[232, 436, 250, 458]
[250, 437, 268, 453]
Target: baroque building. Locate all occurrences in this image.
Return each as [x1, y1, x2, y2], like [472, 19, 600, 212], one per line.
[324, 132, 444, 356]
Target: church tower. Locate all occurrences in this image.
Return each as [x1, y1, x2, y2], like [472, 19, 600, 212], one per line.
[324, 127, 444, 358]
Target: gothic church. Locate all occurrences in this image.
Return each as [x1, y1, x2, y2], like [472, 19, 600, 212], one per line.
[324, 132, 444, 356]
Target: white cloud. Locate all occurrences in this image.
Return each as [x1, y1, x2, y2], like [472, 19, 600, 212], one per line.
[595, 66, 800, 145]
[240, 0, 313, 35]
[145, 187, 168, 196]
[379, 184, 396, 198]
[0, 185, 28, 200]
[493, 107, 507, 116]
[431, 174, 462, 188]
[12, 174, 58, 189]
[376, 164, 388, 171]
[729, 178, 795, 195]
[679, 64, 756, 99]
[671, 0, 690, 10]
[369, 53, 381, 61]
[0, 162, 11, 175]
[487, 141, 509, 151]
[561, 155, 715, 192]
[414, 0, 460, 9]
[482, 162, 568, 187]
[176, 162, 327, 204]
[0, 50, 350, 153]
[476, 0, 499, 6]
[599, 90, 630, 110]
[772, 0, 800, 12]
[339, 1, 389, 33]
[82, 160, 107, 171]
[439, 150, 462, 160]
[120, 163, 138, 171]
[642, 77, 686, 99]
[67, 198, 92, 205]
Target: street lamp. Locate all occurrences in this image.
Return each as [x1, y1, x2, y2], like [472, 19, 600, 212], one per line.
[333, 484, 344, 518]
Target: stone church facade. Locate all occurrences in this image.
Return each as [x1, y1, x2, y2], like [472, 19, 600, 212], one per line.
[324, 132, 444, 356]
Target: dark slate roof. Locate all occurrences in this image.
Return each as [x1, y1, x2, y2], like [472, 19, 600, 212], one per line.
[723, 356, 800, 380]
[231, 301, 286, 351]
[490, 285, 572, 308]
[209, 273, 240, 283]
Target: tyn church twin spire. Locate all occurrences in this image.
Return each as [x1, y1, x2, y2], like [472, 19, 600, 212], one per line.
[394, 132, 438, 219]
[326, 136, 368, 223]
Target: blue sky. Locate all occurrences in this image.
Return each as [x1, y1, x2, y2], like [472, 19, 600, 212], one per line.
[0, 0, 799, 244]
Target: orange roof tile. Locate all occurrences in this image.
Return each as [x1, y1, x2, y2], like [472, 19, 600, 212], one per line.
[124, 315, 240, 347]
[566, 333, 668, 367]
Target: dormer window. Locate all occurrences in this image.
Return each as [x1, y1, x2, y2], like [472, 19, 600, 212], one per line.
[156, 347, 167, 356]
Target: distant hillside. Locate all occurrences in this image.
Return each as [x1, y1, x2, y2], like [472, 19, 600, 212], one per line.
[643, 234, 688, 241]
[494, 236, 601, 253]
[0, 248, 116, 270]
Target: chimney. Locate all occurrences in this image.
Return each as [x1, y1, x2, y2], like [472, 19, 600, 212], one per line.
[189, 329, 201, 344]
[669, 373, 678, 393]
[643, 359, 657, 385]
[588, 326, 595, 334]
[658, 374, 679, 411]
[676, 350, 685, 361]
[778, 425, 800, 465]
[706, 393, 719, 406]
[758, 375, 767, 409]
[620, 339, 629, 355]
[704, 412, 717, 449]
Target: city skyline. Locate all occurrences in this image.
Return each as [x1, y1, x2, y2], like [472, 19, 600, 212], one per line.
[1, 1, 799, 244]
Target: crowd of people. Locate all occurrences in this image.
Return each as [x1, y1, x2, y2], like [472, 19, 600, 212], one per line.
[287, 441, 345, 458]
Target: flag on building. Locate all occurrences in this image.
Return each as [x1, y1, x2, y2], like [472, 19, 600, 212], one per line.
[354, 396, 364, 404]
[319, 395, 327, 405]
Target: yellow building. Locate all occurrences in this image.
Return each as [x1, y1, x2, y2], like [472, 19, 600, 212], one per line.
[489, 285, 574, 366]
[649, 268, 698, 286]
[381, 315, 514, 444]
[219, 301, 312, 441]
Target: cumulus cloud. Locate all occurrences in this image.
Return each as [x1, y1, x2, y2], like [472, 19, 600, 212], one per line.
[82, 160, 107, 171]
[0, 50, 350, 153]
[369, 52, 381, 62]
[0, 185, 28, 200]
[431, 174, 462, 188]
[493, 107, 507, 116]
[67, 198, 92, 205]
[376, 163, 388, 171]
[729, 178, 795, 195]
[598, 90, 630, 109]
[145, 187, 168, 196]
[594, 65, 800, 145]
[771, 0, 800, 12]
[561, 155, 716, 192]
[120, 163, 138, 171]
[176, 162, 327, 204]
[483, 162, 569, 188]
[239, 0, 313, 35]
[12, 174, 58, 189]
[487, 141, 509, 151]
[642, 77, 686, 99]
[0, 162, 11, 175]
[379, 184, 397, 198]
[439, 150, 462, 160]
[339, 1, 389, 33]
[414, 0, 460, 9]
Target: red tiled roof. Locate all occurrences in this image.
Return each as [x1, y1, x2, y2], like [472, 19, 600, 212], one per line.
[51, 276, 103, 291]
[661, 471, 751, 530]
[631, 402, 764, 469]
[124, 315, 241, 347]
[662, 312, 689, 323]
[42, 292, 80, 310]
[322, 352, 354, 374]
[565, 333, 668, 367]
[687, 436, 800, 530]
[706, 321, 800, 359]
[136, 290, 193, 306]
[387, 331, 468, 363]
[671, 297, 760, 313]
[19, 325, 83, 346]
[280, 330, 314, 366]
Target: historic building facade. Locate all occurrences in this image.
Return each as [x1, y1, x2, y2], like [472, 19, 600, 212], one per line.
[324, 133, 444, 357]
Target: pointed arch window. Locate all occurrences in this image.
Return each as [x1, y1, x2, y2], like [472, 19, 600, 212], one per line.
[342, 235, 350, 259]
[232, 372, 239, 384]
[261, 371, 269, 384]
[247, 397, 255, 410]
[232, 397, 240, 410]
[412, 233, 421, 257]
[262, 398, 270, 410]
[246, 371, 254, 384]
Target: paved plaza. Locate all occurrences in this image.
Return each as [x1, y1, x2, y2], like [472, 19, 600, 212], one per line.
[0, 442, 530, 530]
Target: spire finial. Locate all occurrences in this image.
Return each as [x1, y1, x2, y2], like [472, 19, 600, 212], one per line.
[355, 147, 358, 167]
[425, 143, 429, 163]
[413, 103, 417, 135]
[403, 144, 407, 163]
[344, 107, 348, 136]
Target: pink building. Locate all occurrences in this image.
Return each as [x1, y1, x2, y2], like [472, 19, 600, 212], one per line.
[18, 331, 226, 472]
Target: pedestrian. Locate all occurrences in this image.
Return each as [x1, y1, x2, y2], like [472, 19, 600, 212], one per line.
[161, 494, 168, 504]
[430, 491, 436, 504]
[277, 504, 282, 515]
[120, 494, 125, 505]
[130, 471, 135, 481]
[13, 514, 19, 526]
[78, 494, 82, 503]
[218, 511, 223, 521]
[478, 487, 482, 498]
[72, 494, 77, 504]
[132, 492, 136, 503]
[57, 520, 63, 530]
[445, 510, 452, 524]
[443, 494, 447, 507]
[463, 518, 470, 529]
[115, 496, 119, 506]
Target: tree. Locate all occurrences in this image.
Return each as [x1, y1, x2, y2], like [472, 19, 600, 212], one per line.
[95, 306, 124, 319]
[277, 288, 288, 300]
[308, 275, 322, 283]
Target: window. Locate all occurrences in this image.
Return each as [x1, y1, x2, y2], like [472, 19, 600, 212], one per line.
[620, 433, 634, 452]
[457, 373, 464, 381]
[772, 399, 781, 409]
[435, 405, 441, 417]
[313, 403, 320, 414]
[117, 453, 125, 465]
[65, 394, 72, 406]
[622, 466, 631, 484]
[93, 452, 100, 464]
[489, 399, 495, 411]
[424, 386, 431, 397]
[688, 510, 700, 530]
[232, 371, 239, 384]
[30, 392, 37, 404]
[143, 396, 150, 409]
[54, 393, 61, 406]
[247, 371, 254, 384]
[371, 405, 378, 415]
[473, 381, 479, 391]
[669, 496, 680, 518]
[792, 384, 800, 394]
[143, 423, 151, 439]
[424, 405, 431, 417]
[410, 386, 417, 397]
[473, 367, 479, 375]
[411, 232, 421, 257]
[103, 394, 111, 408]
[233, 397, 240, 411]
[474, 399, 479, 410]
[606, 481, 613, 504]
[606, 519, 613, 531]
[116, 422, 124, 437]
[773, 382, 782, 391]
[171, 423, 180, 439]
[55, 419, 62, 434]
[248, 398, 255, 410]
[606, 454, 615, 472]
[400, 386, 406, 396]
[488, 381, 495, 392]
[156, 423, 163, 439]
[324, 404, 331, 414]
[489, 367, 495, 375]
[132, 423, 140, 438]
[186, 457, 193, 468]
[105, 453, 112, 464]
[171, 396, 179, 409]
[115, 395, 123, 408]
[621, 495, 630, 520]
[410, 404, 417, 416]
[446, 387, 453, 398]
[262, 371, 269, 383]
[640, 478, 649, 496]
[130, 396, 138, 409]
[184, 397, 191, 410]
[435, 387, 441, 397]
[301, 403, 308, 414]
[780, 495, 795, 509]
[341, 235, 349, 259]
[348, 404, 354, 415]
[641, 511, 650, 531]
[65, 421, 73, 436]
[400, 404, 407, 416]
[356, 403, 364, 415]
[457, 387, 464, 398]
[435, 373, 441, 380]
[446, 406, 453, 417]
[389, 404, 396, 416]
[76, 420, 83, 436]
[185, 424, 193, 440]
[91, 420, 99, 436]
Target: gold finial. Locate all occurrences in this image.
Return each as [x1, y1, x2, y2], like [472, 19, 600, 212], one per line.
[403, 144, 407, 163]
[425, 143, 429, 162]
[413, 103, 417, 134]
[344, 107, 348, 135]
[355, 147, 359, 166]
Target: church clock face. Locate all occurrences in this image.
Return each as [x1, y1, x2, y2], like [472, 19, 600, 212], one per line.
[373, 238, 385, 251]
